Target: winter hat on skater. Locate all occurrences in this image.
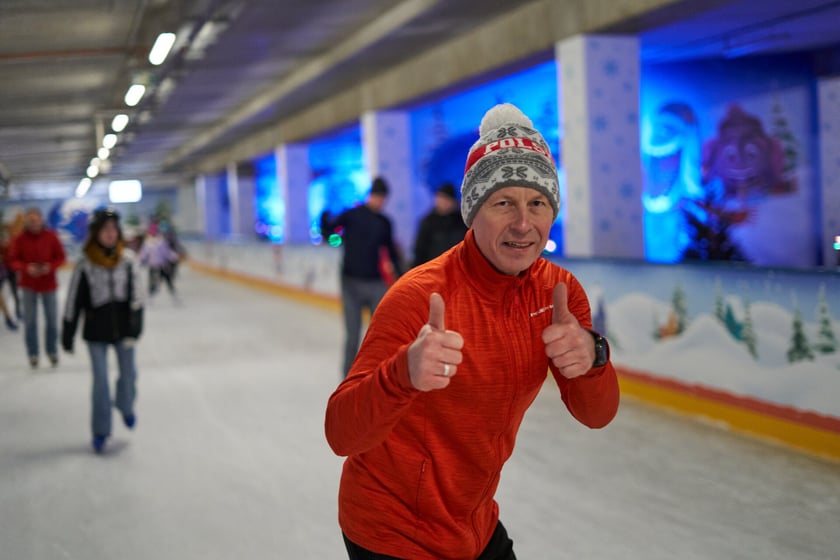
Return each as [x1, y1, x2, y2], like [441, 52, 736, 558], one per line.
[460, 103, 560, 227]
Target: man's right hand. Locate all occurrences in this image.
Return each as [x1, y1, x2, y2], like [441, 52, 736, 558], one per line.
[26, 263, 42, 276]
[407, 292, 464, 391]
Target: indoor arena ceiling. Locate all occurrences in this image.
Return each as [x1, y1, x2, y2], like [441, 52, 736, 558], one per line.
[1, 0, 839, 199]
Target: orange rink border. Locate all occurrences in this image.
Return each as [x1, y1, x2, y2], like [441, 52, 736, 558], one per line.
[187, 260, 341, 313]
[618, 367, 840, 463]
[188, 260, 840, 463]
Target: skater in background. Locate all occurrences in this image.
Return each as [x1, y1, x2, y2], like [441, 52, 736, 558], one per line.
[326, 104, 618, 560]
[138, 222, 180, 299]
[158, 219, 187, 282]
[0, 223, 22, 322]
[7, 207, 66, 368]
[322, 177, 403, 377]
[411, 182, 468, 267]
[61, 208, 145, 453]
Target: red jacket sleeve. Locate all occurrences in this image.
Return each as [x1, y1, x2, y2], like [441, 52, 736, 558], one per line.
[549, 273, 620, 429]
[324, 284, 424, 456]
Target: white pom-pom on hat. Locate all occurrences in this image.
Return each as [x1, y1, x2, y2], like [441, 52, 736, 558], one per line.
[478, 103, 534, 136]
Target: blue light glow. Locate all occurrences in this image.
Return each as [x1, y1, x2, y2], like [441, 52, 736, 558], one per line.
[253, 152, 285, 243]
[307, 126, 367, 244]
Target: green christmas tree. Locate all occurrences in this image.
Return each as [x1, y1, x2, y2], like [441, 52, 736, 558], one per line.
[672, 284, 688, 335]
[742, 297, 758, 359]
[770, 99, 799, 178]
[787, 309, 814, 363]
[724, 304, 742, 341]
[813, 285, 837, 354]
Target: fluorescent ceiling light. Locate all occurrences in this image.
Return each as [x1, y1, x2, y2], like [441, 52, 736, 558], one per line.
[86, 165, 100, 178]
[111, 114, 129, 132]
[124, 84, 146, 107]
[75, 177, 92, 198]
[98, 147, 110, 160]
[149, 32, 177, 65]
[102, 133, 118, 149]
[109, 179, 143, 203]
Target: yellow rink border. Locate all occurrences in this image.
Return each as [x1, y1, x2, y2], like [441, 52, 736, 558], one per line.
[618, 371, 840, 464]
[188, 260, 840, 464]
[187, 260, 341, 313]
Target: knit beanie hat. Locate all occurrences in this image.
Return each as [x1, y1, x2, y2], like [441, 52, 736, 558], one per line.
[460, 103, 560, 227]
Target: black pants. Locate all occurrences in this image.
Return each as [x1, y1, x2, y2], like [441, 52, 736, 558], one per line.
[343, 520, 516, 560]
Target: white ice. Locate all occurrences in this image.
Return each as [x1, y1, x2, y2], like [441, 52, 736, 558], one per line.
[1, 267, 838, 559]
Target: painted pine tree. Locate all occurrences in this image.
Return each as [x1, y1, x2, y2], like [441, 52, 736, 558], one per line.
[672, 284, 688, 334]
[742, 297, 758, 359]
[770, 99, 799, 181]
[787, 309, 815, 363]
[814, 285, 837, 354]
[724, 304, 743, 341]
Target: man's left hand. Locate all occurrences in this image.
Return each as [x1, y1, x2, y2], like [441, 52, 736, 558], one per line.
[542, 283, 596, 379]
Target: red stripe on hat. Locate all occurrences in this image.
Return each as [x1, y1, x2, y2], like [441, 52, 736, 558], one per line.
[463, 136, 551, 173]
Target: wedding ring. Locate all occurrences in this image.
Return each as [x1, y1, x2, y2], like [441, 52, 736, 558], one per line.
[442, 363, 451, 377]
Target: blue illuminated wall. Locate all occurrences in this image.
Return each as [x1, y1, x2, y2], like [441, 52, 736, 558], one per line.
[641, 54, 818, 267]
[253, 152, 285, 243]
[307, 126, 368, 244]
[408, 60, 563, 254]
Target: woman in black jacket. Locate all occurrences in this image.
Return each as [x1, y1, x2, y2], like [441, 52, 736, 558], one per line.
[62, 208, 145, 453]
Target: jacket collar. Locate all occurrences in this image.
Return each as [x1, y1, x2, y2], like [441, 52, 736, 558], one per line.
[456, 229, 532, 302]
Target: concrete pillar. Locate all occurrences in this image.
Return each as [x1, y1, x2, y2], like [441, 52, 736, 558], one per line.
[818, 76, 840, 268]
[361, 110, 414, 255]
[557, 34, 645, 259]
[277, 143, 311, 244]
[176, 180, 201, 235]
[198, 172, 226, 239]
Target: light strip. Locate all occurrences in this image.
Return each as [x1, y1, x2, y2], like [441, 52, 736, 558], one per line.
[75, 177, 92, 198]
[149, 32, 177, 65]
[124, 84, 146, 107]
[102, 133, 118, 149]
[111, 114, 129, 132]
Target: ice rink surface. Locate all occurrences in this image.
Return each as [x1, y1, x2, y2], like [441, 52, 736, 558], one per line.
[1, 267, 838, 559]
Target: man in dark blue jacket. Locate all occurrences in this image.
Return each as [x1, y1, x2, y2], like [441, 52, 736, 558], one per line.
[328, 177, 403, 376]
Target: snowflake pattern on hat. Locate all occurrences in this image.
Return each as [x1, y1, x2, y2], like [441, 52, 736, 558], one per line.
[460, 103, 560, 227]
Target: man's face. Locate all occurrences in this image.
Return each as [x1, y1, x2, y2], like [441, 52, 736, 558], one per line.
[367, 193, 387, 212]
[24, 210, 44, 232]
[434, 193, 456, 215]
[471, 186, 554, 276]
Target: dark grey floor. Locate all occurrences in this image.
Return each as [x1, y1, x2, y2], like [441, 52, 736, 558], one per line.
[1, 268, 838, 559]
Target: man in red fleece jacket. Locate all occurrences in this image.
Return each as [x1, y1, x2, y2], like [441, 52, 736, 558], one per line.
[8, 207, 66, 368]
[325, 104, 620, 560]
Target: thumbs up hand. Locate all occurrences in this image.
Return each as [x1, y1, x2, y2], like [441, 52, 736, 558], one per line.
[408, 293, 464, 391]
[542, 283, 596, 379]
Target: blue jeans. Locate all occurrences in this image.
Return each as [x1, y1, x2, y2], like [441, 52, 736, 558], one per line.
[21, 289, 57, 358]
[341, 276, 388, 377]
[88, 341, 138, 437]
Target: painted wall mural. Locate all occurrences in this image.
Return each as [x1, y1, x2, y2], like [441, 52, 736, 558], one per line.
[560, 257, 840, 419]
[641, 54, 817, 267]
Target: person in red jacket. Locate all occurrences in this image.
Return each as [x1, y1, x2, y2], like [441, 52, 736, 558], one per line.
[325, 103, 620, 560]
[8, 207, 66, 368]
